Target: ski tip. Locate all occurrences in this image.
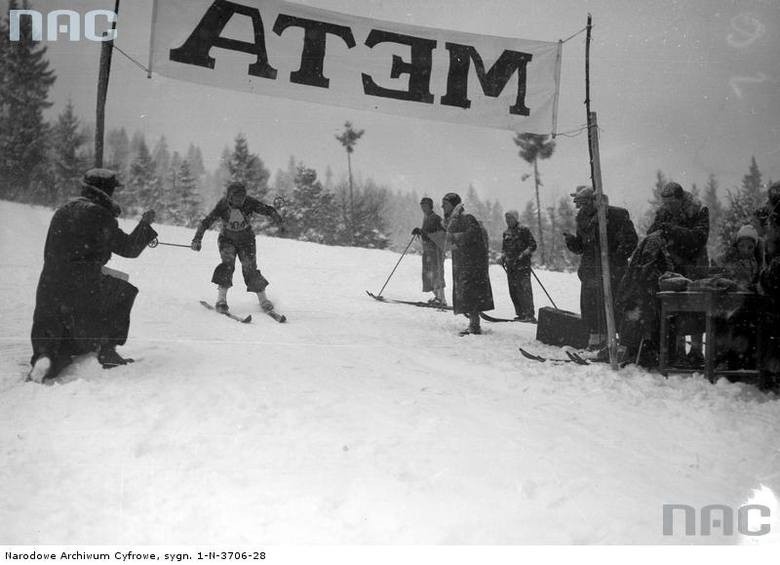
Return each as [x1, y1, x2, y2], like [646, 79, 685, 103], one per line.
[243, 315, 253, 323]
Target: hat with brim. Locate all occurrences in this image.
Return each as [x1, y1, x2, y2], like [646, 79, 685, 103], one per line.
[570, 185, 595, 200]
[82, 168, 122, 196]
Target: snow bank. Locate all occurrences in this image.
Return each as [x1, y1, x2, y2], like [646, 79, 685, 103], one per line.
[1, 200, 778, 544]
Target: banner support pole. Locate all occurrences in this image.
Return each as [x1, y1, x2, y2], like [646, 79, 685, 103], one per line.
[95, 0, 120, 168]
[585, 14, 619, 370]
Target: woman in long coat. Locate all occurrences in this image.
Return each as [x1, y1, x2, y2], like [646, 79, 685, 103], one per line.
[442, 192, 494, 335]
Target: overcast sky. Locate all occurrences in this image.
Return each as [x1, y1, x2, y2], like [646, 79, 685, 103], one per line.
[12, 0, 780, 218]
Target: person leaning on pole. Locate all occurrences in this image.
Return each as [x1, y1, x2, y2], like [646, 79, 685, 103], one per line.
[564, 185, 638, 351]
[411, 196, 447, 307]
[499, 209, 537, 322]
[29, 169, 158, 383]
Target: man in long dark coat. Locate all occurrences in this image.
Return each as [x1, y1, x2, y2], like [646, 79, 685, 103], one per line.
[500, 210, 537, 321]
[647, 181, 710, 364]
[442, 192, 494, 335]
[29, 169, 158, 383]
[564, 186, 638, 350]
[412, 197, 447, 306]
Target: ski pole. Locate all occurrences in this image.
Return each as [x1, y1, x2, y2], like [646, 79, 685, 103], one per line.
[375, 234, 416, 298]
[148, 238, 191, 249]
[500, 262, 559, 310]
[530, 268, 559, 310]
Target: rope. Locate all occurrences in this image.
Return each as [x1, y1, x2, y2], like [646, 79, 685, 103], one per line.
[113, 44, 150, 75]
[560, 26, 587, 44]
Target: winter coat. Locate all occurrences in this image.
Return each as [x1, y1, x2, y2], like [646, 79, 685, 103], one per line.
[717, 245, 761, 290]
[647, 192, 709, 278]
[445, 209, 494, 314]
[31, 185, 157, 359]
[502, 225, 536, 272]
[566, 205, 638, 288]
[194, 195, 282, 242]
[420, 212, 446, 292]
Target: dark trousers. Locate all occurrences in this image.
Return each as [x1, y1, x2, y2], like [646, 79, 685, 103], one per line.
[507, 267, 534, 318]
[212, 232, 269, 292]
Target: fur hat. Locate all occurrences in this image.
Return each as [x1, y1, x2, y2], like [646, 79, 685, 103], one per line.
[442, 192, 462, 207]
[570, 185, 594, 200]
[735, 224, 758, 244]
[505, 210, 520, 221]
[82, 168, 122, 197]
[420, 197, 433, 206]
[660, 182, 684, 199]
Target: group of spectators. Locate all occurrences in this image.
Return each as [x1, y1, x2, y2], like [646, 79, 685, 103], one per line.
[413, 180, 780, 388]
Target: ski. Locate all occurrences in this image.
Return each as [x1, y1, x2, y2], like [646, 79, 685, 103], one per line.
[518, 347, 588, 365]
[200, 300, 252, 323]
[479, 313, 537, 324]
[565, 350, 591, 365]
[366, 291, 453, 310]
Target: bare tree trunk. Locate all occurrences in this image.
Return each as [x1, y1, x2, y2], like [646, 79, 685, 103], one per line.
[347, 151, 354, 245]
[533, 158, 545, 264]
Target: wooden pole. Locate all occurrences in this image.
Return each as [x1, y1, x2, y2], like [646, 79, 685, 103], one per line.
[585, 15, 619, 370]
[95, 0, 120, 168]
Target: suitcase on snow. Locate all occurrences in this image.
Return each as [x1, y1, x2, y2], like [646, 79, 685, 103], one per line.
[535, 306, 589, 349]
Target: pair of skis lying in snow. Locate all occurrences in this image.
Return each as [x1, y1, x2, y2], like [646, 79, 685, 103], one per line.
[199, 301, 287, 324]
[365, 291, 592, 365]
[365, 292, 534, 324]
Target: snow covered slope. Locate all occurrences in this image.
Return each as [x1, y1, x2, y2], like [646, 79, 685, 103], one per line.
[1, 200, 779, 544]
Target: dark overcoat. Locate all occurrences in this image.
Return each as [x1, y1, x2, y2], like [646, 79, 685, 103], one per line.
[446, 210, 494, 315]
[31, 186, 157, 367]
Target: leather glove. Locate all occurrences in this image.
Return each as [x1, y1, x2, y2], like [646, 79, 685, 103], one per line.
[191, 239, 202, 252]
[411, 227, 423, 236]
[141, 210, 156, 224]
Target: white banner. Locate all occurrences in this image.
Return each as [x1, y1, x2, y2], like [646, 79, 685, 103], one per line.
[148, 0, 562, 132]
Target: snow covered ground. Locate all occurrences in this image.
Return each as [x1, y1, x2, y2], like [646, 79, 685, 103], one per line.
[1, 199, 779, 545]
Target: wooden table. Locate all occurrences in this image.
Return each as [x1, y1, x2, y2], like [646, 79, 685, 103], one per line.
[657, 291, 764, 382]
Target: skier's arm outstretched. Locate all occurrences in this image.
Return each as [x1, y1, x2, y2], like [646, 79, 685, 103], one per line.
[190, 201, 226, 251]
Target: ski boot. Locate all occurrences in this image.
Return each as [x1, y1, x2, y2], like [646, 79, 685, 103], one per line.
[98, 345, 133, 369]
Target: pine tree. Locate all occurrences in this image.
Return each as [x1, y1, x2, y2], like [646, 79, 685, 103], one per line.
[640, 170, 669, 234]
[703, 174, 724, 260]
[186, 144, 206, 180]
[285, 166, 338, 244]
[165, 160, 202, 227]
[106, 127, 131, 174]
[0, 0, 57, 201]
[152, 136, 171, 179]
[719, 158, 766, 251]
[51, 100, 88, 204]
[228, 134, 270, 198]
[513, 132, 556, 263]
[124, 137, 159, 215]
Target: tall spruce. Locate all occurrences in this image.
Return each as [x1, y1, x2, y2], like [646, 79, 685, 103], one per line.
[51, 100, 88, 204]
[228, 134, 270, 198]
[0, 0, 57, 202]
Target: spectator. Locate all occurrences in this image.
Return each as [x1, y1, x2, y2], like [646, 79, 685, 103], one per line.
[564, 186, 638, 350]
[29, 169, 158, 382]
[647, 181, 710, 364]
[442, 192, 494, 335]
[500, 210, 537, 322]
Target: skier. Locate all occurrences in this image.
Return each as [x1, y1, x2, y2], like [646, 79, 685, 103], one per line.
[29, 169, 158, 382]
[499, 210, 537, 322]
[411, 197, 447, 306]
[191, 181, 284, 314]
[442, 192, 494, 335]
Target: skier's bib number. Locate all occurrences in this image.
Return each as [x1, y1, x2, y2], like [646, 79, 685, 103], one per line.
[226, 209, 249, 232]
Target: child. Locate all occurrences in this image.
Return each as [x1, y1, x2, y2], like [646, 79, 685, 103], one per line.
[715, 224, 762, 371]
[718, 224, 761, 291]
[191, 182, 284, 313]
